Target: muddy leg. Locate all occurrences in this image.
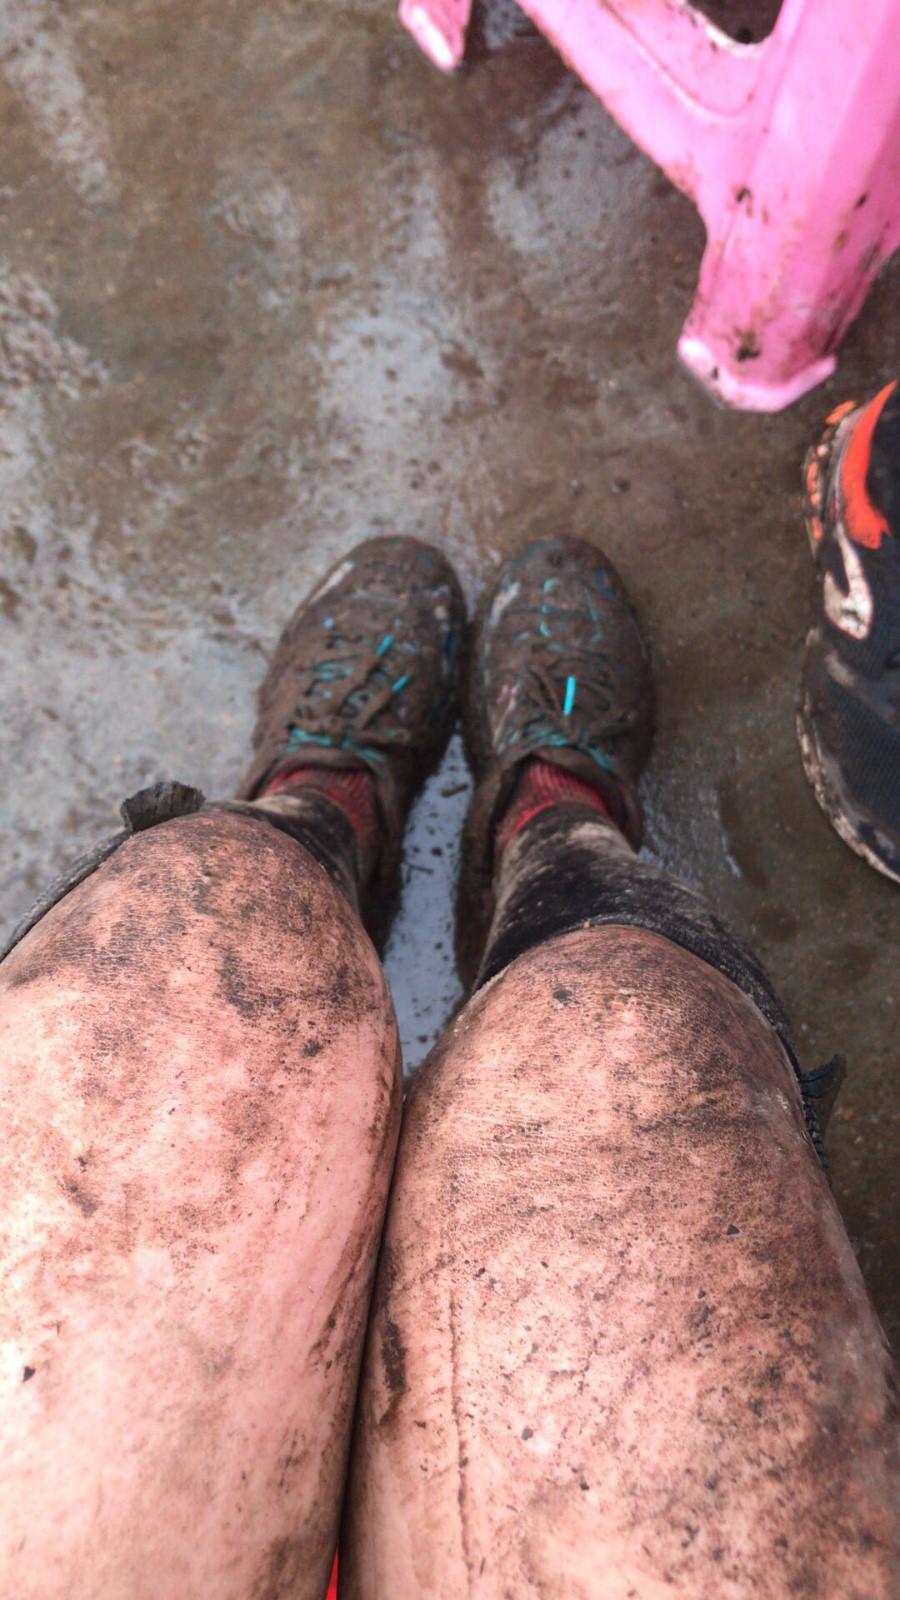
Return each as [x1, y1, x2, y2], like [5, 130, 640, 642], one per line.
[346, 926, 896, 1599]
[0, 809, 400, 1600]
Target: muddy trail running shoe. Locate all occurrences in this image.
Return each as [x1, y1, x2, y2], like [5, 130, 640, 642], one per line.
[798, 379, 900, 884]
[457, 534, 653, 983]
[239, 535, 464, 943]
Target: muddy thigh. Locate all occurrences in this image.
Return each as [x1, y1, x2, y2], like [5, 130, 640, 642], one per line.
[0, 810, 400, 1600]
[344, 926, 897, 1600]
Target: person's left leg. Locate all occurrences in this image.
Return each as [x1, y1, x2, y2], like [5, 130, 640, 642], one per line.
[344, 920, 896, 1600]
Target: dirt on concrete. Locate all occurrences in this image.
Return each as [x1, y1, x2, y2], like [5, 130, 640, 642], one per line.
[1, 0, 897, 1340]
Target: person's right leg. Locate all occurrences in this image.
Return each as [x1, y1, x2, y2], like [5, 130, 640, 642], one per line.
[0, 804, 398, 1600]
[345, 537, 898, 1598]
[0, 534, 463, 1599]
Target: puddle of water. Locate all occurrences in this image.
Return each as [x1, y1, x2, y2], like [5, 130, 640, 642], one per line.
[383, 732, 472, 1076]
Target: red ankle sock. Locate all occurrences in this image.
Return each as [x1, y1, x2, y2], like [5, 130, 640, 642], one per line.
[496, 758, 613, 856]
[261, 766, 378, 845]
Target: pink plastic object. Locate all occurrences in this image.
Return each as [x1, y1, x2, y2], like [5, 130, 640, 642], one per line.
[399, 0, 900, 412]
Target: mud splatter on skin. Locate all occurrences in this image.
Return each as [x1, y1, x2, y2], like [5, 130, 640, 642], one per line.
[252, 1535, 304, 1600]
[274, 1429, 310, 1495]
[380, 1317, 407, 1418]
[61, 1176, 98, 1217]
[347, 928, 898, 1598]
[217, 945, 292, 1023]
[0, 806, 401, 1596]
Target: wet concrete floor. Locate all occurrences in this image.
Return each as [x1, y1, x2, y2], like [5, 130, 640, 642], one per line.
[1, 0, 898, 1339]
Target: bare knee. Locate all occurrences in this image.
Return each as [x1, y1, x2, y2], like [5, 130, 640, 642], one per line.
[0, 808, 401, 1269]
[2, 807, 378, 1010]
[415, 925, 801, 1153]
[13, 807, 383, 1039]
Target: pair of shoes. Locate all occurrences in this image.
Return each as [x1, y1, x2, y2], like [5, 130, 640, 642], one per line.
[237, 374, 900, 967]
[239, 533, 653, 974]
[799, 379, 900, 884]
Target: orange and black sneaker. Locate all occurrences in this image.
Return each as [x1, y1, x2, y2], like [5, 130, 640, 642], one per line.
[798, 379, 900, 883]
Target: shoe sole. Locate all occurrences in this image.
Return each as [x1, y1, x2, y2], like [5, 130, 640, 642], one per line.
[796, 679, 900, 886]
[801, 400, 858, 556]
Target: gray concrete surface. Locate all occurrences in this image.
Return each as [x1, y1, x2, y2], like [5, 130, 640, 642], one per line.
[1, 1, 897, 1341]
